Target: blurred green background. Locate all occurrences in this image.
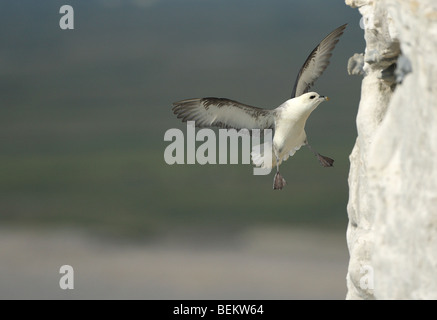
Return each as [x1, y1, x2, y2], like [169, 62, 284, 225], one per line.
[0, 0, 363, 236]
[0, 0, 366, 299]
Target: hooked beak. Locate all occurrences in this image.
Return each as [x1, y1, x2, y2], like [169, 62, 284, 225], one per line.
[320, 95, 329, 101]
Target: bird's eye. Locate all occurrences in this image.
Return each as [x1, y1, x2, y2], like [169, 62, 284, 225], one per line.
[310, 95, 316, 99]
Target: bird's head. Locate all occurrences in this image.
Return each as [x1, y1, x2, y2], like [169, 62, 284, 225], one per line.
[296, 92, 329, 113]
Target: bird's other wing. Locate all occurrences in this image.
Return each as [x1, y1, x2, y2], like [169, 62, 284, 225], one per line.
[291, 24, 347, 98]
[172, 97, 275, 130]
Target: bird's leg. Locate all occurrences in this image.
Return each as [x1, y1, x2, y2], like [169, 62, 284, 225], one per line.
[305, 140, 334, 167]
[273, 147, 286, 190]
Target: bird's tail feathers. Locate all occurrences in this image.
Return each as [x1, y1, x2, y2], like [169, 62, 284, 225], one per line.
[251, 142, 303, 169]
[251, 141, 275, 169]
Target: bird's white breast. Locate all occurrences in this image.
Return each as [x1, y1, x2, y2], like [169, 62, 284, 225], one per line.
[273, 100, 311, 164]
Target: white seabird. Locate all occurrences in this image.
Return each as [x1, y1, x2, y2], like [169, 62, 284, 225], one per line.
[172, 24, 347, 190]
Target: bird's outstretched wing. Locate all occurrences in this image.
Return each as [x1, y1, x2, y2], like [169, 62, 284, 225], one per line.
[172, 97, 275, 130]
[291, 24, 347, 98]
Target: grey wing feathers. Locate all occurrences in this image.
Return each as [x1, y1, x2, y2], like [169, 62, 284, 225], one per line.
[291, 24, 347, 98]
[172, 97, 275, 130]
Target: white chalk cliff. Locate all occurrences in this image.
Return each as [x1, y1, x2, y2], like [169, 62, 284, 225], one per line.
[345, 0, 437, 299]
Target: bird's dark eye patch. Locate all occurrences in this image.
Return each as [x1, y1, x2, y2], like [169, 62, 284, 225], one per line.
[310, 95, 316, 99]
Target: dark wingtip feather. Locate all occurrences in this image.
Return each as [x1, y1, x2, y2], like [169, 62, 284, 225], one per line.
[291, 23, 348, 98]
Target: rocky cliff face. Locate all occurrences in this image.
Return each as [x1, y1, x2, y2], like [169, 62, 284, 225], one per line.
[345, 0, 437, 299]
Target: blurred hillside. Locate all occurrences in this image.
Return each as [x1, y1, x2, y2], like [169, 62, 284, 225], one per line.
[0, 0, 363, 236]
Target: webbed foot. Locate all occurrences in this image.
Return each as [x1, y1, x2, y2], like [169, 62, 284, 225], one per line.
[273, 172, 287, 190]
[317, 154, 334, 167]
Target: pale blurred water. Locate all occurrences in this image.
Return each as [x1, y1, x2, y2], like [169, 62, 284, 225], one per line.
[0, 227, 347, 299]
